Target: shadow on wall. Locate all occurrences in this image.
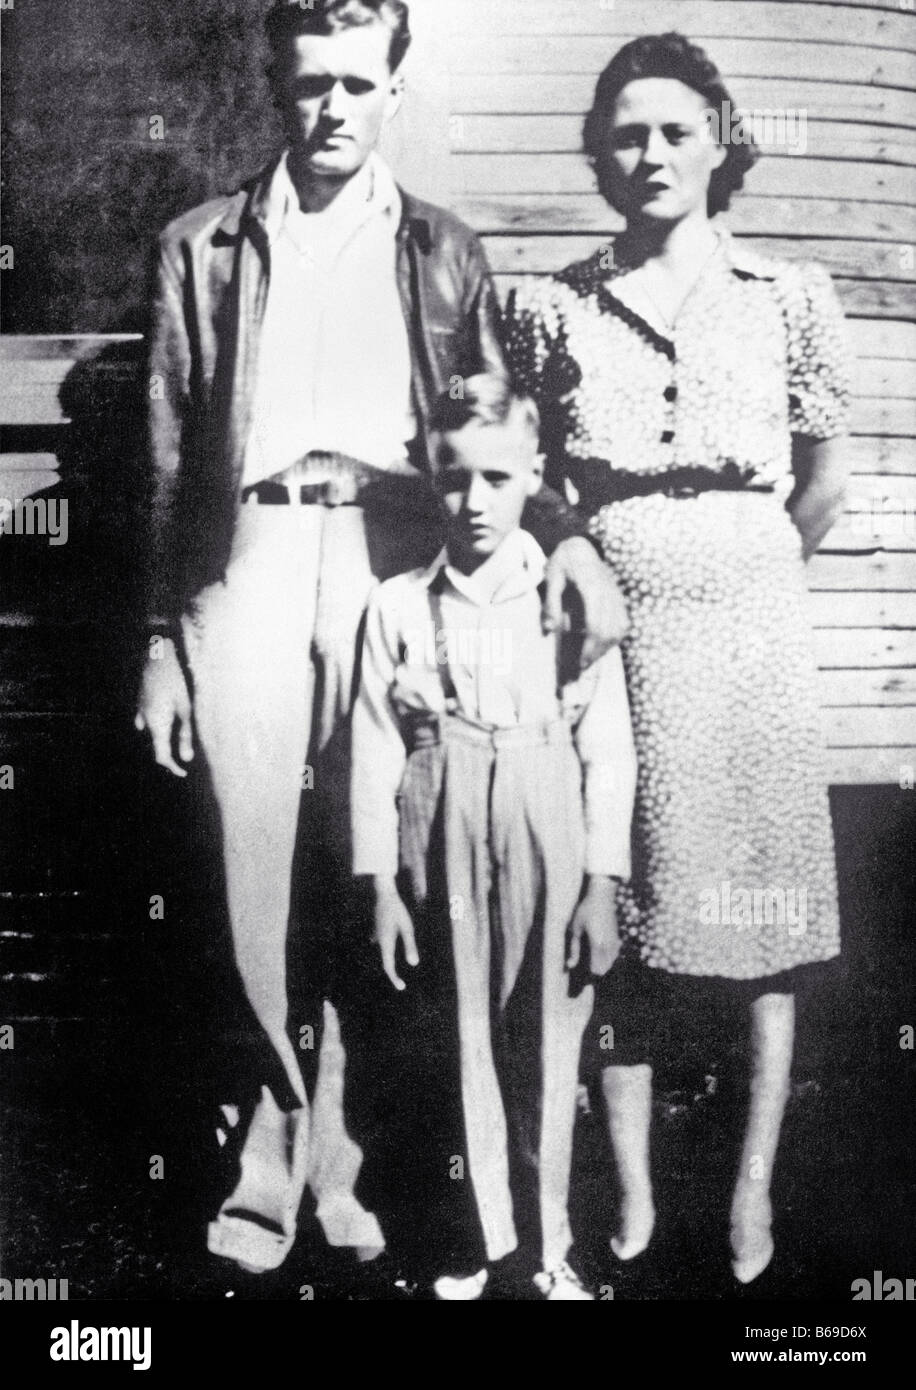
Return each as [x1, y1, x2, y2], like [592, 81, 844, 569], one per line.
[2, 0, 283, 333]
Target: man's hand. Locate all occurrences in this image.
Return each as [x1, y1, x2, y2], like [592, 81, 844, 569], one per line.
[371, 878, 419, 992]
[134, 637, 194, 778]
[567, 876, 622, 978]
[543, 537, 628, 671]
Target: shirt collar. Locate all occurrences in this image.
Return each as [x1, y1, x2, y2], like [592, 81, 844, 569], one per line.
[216, 155, 419, 246]
[257, 150, 402, 246]
[420, 529, 547, 607]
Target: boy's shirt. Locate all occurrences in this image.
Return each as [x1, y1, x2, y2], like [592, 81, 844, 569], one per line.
[351, 528, 637, 882]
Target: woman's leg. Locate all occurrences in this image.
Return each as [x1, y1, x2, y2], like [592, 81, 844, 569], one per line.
[730, 990, 795, 1283]
[601, 1063, 656, 1259]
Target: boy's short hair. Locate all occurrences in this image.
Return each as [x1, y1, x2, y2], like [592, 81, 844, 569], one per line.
[430, 375, 540, 442]
[265, 0, 412, 73]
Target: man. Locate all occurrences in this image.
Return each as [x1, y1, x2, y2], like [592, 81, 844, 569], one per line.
[136, 0, 626, 1279]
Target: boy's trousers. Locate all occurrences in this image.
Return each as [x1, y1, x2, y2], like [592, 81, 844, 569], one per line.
[399, 711, 594, 1269]
[181, 497, 437, 1271]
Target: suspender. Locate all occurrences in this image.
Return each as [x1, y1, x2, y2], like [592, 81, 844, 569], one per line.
[428, 570, 460, 711]
[427, 568, 565, 718]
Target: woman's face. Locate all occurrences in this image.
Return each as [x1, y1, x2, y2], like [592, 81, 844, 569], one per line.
[601, 77, 727, 225]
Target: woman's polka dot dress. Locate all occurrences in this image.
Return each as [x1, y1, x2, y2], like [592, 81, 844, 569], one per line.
[504, 230, 851, 979]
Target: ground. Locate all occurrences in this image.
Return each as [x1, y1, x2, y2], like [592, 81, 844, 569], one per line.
[1, 786, 913, 1301]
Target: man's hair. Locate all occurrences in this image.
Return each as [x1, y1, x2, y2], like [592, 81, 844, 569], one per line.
[583, 32, 759, 216]
[430, 375, 540, 442]
[265, 0, 412, 73]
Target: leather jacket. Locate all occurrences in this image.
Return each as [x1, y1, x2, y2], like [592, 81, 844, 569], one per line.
[147, 156, 583, 622]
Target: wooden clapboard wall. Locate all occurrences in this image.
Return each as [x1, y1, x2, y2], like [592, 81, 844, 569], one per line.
[0, 3, 913, 1047]
[0, 0, 452, 1045]
[0, 333, 147, 1048]
[435, 0, 916, 786]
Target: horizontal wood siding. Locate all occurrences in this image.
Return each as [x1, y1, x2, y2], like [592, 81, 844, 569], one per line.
[443, 0, 916, 787]
[0, 332, 146, 1035]
[0, 2, 912, 1038]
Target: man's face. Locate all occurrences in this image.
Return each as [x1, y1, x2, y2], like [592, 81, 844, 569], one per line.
[273, 25, 403, 181]
[436, 414, 542, 570]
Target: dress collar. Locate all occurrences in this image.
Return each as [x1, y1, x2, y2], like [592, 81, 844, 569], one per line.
[582, 223, 780, 287]
[716, 227, 782, 281]
[554, 224, 781, 355]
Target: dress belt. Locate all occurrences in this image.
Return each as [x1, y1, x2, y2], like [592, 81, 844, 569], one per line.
[570, 460, 775, 513]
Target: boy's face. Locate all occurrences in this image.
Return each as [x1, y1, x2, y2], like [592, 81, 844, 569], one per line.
[435, 411, 543, 571]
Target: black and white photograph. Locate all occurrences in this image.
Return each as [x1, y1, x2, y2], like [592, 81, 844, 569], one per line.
[1, 0, 914, 1359]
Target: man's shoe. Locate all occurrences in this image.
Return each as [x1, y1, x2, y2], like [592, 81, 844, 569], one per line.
[433, 1268, 489, 1301]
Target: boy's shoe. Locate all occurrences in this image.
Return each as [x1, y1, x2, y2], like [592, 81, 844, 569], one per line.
[533, 1261, 594, 1301]
[351, 1250, 419, 1300]
[433, 1268, 489, 1301]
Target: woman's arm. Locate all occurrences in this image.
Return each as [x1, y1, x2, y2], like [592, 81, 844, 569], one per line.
[787, 435, 849, 562]
[782, 260, 851, 563]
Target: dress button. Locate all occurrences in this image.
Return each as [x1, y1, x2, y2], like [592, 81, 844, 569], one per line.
[661, 430, 675, 444]
[664, 385, 678, 402]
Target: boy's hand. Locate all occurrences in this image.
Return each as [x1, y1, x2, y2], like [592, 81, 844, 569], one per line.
[371, 879, 419, 992]
[567, 876, 621, 978]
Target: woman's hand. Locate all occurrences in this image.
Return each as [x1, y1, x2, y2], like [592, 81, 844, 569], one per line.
[371, 878, 419, 992]
[543, 537, 629, 670]
[788, 436, 849, 561]
[567, 875, 622, 978]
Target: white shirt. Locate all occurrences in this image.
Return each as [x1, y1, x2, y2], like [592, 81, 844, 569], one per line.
[351, 529, 637, 879]
[243, 152, 415, 485]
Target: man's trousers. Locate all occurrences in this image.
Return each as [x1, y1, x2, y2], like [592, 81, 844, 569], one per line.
[399, 713, 594, 1270]
[181, 498, 438, 1272]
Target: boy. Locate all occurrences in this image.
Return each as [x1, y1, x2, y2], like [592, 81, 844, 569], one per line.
[351, 377, 637, 1299]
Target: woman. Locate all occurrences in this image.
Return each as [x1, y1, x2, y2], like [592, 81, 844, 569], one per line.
[504, 32, 850, 1286]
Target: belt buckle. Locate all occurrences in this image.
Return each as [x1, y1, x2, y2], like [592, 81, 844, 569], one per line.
[302, 475, 359, 507]
[321, 476, 355, 507]
[405, 711, 440, 751]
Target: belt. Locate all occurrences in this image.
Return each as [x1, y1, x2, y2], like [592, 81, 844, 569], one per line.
[241, 450, 432, 509]
[569, 460, 775, 512]
[403, 710, 572, 755]
[242, 478, 363, 506]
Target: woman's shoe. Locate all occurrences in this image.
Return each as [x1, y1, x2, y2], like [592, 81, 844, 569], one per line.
[610, 1197, 656, 1262]
[730, 1196, 774, 1284]
[730, 1229, 774, 1285]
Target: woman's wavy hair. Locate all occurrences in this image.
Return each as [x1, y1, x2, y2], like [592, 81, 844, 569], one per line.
[583, 32, 759, 216]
